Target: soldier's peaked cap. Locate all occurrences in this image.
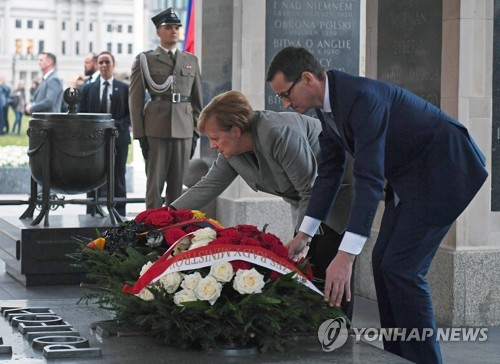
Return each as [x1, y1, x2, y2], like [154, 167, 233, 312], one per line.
[151, 8, 182, 28]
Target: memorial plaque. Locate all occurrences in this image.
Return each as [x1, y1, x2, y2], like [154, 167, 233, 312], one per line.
[377, 0, 442, 107]
[201, 0, 234, 160]
[491, 0, 500, 210]
[265, 0, 361, 112]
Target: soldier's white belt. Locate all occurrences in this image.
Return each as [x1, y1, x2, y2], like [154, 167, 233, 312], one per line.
[150, 93, 191, 103]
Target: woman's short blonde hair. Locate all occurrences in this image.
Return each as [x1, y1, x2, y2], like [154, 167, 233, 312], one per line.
[198, 90, 254, 134]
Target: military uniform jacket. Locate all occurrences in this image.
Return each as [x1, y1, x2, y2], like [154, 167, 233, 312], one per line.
[129, 46, 203, 139]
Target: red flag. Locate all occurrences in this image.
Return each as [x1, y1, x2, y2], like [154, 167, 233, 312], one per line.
[184, 0, 195, 53]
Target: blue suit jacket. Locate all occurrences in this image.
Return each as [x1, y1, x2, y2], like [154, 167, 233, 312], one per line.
[79, 77, 131, 147]
[307, 70, 488, 236]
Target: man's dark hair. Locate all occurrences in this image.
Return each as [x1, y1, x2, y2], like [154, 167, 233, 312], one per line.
[41, 52, 57, 66]
[98, 51, 116, 65]
[266, 46, 325, 82]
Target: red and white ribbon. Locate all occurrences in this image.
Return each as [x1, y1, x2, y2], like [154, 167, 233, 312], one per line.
[122, 244, 322, 296]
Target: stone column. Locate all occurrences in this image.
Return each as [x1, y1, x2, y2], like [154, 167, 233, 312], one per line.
[362, 0, 499, 327]
[133, 0, 145, 57]
[430, 0, 499, 327]
[4, 0, 12, 56]
[82, 0, 90, 54]
[68, 0, 76, 57]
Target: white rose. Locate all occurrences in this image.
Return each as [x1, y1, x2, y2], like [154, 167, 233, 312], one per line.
[188, 227, 217, 250]
[139, 261, 154, 277]
[233, 268, 265, 294]
[138, 287, 154, 301]
[181, 271, 203, 291]
[158, 272, 183, 294]
[209, 261, 234, 283]
[195, 276, 222, 305]
[173, 289, 197, 306]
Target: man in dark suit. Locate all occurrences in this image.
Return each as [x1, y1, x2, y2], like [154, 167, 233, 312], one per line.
[266, 47, 488, 364]
[83, 52, 100, 86]
[79, 51, 131, 216]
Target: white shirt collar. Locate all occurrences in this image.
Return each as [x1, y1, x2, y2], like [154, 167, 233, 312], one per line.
[43, 69, 55, 80]
[89, 71, 100, 83]
[101, 77, 114, 86]
[160, 45, 177, 55]
[322, 73, 332, 113]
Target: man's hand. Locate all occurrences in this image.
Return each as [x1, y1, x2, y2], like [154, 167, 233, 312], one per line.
[324, 251, 355, 307]
[138, 137, 149, 160]
[286, 231, 312, 261]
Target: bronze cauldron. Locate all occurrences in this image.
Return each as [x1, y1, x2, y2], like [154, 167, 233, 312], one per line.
[27, 113, 114, 194]
[21, 88, 120, 226]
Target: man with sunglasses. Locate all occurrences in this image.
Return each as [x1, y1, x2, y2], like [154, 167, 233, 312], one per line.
[266, 46, 487, 364]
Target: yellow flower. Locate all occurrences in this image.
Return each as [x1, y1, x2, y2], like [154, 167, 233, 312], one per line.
[87, 237, 106, 250]
[192, 210, 206, 219]
[207, 218, 223, 228]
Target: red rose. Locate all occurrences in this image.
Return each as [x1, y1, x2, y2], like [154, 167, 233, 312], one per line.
[217, 228, 242, 244]
[236, 225, 260, 237]
[296, 258, 314, 281]
[145, 209, 174, 228]
[171, 209, 194, 223]
[134, 209, 154, 223]
[270, 244, 289, 259]
[269, 270, 282, 281]
[240, 236, 262, 247]
[230, 260, 252, 272]
[184, 225, 201, 234]
[259, 232, 282, 248]
[164, 228, 187, 245]
[208, 237, 237, 246]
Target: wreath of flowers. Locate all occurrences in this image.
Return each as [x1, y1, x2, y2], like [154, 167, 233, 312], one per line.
[71, 207, 346, 352]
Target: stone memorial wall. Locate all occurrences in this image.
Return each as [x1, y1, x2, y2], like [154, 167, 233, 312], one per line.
[265, 0, 360, 112]
[377, 0, 442, 107]
[200, 0, 234, 160]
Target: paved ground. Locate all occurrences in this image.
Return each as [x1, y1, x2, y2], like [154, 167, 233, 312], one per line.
[0, 141, 498, 362]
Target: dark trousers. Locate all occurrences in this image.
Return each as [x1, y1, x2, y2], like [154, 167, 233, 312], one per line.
[87, 144, 128, 216]
[11, 111, 22, 135]
[307, 223, 355, 321]
[372, 195, 450, 364]
[0, 105, 5, 135]
[3, 106, 9, 134]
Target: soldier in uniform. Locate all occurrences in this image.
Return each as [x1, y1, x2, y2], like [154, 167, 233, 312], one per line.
[129, 7, 203, 209]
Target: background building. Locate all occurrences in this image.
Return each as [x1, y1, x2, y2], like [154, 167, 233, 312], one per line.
[0, 0, 189, 93]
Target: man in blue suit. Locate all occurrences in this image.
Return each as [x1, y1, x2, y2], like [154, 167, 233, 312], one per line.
[266, 46, 488, 364]
[25, 52, 63, 114]
[79, 51, 131, 216]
